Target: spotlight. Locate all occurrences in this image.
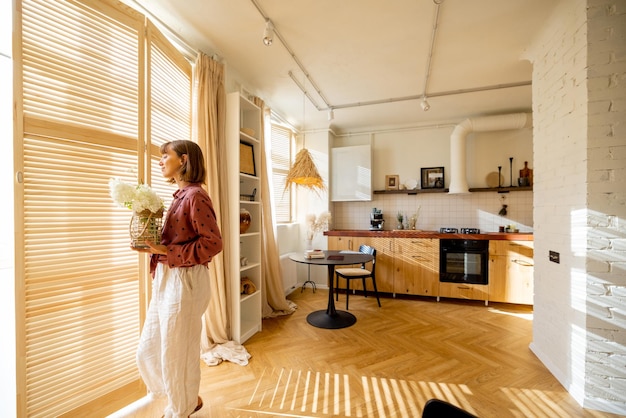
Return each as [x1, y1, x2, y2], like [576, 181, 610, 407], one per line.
[328, 108, 334, 121]
[263, 19, 274, 46]
[420, 97, 430, 111]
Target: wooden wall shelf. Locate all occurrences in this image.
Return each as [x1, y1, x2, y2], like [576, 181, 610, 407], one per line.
[374, 186, 532, 195]
[374, 188, 449, 195]
[373, 186, 532, 195]
[469, 186, 533, 193]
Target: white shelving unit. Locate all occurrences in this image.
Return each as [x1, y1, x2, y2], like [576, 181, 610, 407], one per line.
[226, 92, 262, 344]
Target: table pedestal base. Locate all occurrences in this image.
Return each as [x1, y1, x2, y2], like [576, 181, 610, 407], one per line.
[306, 310, 356, 329]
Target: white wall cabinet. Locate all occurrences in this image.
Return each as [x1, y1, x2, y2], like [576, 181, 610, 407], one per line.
[330, 145, 372, 201]
[226, 92, 262, 344]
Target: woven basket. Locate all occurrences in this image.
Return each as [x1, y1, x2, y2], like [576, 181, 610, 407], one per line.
[129, 209, 164, 249]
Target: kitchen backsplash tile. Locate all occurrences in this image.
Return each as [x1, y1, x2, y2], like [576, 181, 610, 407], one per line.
[331, 191, 533, 233]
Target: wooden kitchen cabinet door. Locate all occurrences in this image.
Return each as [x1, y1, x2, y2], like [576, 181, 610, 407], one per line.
[489, 241, 534, 304]
[328, 236, 353, 251]
[393, 238, 439, 297]
[439, 282, 489, 303]
[368, 237, 394, 293]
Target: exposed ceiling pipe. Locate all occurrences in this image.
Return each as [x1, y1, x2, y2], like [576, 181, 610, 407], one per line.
[448, 113, 532, 194]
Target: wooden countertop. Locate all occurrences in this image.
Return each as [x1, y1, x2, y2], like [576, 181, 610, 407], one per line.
[324, 229, 533, 241]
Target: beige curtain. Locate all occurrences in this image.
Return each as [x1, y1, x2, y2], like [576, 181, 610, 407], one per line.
[194, 52, 250, 365]
[253, 98, 297, 317]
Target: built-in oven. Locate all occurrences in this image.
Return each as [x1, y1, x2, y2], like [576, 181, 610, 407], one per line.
[439, 228, 489, 284]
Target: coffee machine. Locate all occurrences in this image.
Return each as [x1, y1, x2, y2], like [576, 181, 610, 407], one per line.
[369, 208, 384, 230]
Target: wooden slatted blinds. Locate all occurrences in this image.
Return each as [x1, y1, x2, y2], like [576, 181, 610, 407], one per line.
[17, 0, 192, 416]
[270, 124, 293, 223]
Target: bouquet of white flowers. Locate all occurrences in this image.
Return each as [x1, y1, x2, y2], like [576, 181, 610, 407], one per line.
[109, 178, 165, 248]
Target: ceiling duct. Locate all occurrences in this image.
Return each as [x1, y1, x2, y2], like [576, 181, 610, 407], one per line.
[448, 113, 532, 194]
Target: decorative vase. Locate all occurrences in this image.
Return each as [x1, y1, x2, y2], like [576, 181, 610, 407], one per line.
[305, 238, 313, 251]
[240, 208, 252, 234]
[130, 209, 163, 249]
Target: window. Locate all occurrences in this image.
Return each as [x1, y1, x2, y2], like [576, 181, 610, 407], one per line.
[270, 123, 294, 223]
[17, 0, 191, 415]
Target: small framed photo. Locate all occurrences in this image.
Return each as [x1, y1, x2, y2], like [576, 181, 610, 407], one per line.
[239, 142, 256, 176]
[421, 167, 445, 189]
[385, 174, 400, 190]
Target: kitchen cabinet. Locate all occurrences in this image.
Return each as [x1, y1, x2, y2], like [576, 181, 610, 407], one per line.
[365, 236, 394, 293]
[326, 231, 533, 306]
[327, 236, 355, 251]
[438, 282, 489, 303]
[331, 145, 372, 201]
[489, 240, 534, 305]
[226, 92, 262, 344]
[393, 238, 439, 297]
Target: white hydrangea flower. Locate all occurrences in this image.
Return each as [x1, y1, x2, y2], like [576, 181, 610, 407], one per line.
[109, 178, 164, 214]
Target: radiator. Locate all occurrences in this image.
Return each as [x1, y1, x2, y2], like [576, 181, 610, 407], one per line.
[280, 253, 297, 293]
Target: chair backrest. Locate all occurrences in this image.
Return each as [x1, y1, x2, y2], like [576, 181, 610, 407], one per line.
[358, 244, 376, 272]
[422, 399, 477, 418]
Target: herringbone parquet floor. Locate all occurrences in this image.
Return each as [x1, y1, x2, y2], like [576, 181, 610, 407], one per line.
[113, 289, 622, 418]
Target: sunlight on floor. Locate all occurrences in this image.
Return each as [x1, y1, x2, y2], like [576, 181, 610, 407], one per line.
[487, 307, 533, 321]
[107, 396, 153, 418]
[226, 367, 478, 417]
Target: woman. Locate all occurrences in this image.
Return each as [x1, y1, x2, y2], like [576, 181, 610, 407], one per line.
[133, 140, 223, 417]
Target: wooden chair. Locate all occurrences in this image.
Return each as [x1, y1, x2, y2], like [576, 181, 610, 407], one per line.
[422, 399, 478, 418]
[334, 244, 381, 310]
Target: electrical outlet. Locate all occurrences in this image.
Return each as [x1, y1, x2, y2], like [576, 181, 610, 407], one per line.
[549, 250, 560, 264]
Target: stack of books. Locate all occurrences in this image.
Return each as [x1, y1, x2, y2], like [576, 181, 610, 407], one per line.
[304, 249, 325, 259]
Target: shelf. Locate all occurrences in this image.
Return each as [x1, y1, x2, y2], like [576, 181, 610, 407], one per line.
[374, 188, 449, 195]
[469, 186, 533, 193]
[373, 186, 532, 195]
[227, 92, 263, 344]
[240, 289, 261, 303]
[240, 262, 261, 272]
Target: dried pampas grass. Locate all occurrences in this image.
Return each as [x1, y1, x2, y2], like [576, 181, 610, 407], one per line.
[285, 148, 325, 192]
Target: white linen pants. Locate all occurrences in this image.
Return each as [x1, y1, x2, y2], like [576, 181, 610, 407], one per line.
[136, 263, 211, 418]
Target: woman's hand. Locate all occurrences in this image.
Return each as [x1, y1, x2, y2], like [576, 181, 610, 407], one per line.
[131, 241, 167, 255]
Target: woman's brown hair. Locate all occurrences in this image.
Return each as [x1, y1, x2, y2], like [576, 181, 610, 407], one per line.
[160, 140, 207, 184]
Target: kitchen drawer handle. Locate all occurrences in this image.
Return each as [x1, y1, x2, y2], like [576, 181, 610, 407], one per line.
[513, 259, 533, 267]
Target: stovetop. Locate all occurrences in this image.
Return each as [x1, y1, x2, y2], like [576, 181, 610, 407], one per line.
[439, 227, 481, 234]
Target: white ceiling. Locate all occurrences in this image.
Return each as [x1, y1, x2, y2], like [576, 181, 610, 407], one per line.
[135, 0, 559, 133]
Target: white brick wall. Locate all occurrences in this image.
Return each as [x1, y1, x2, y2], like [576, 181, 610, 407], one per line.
[530, 0, 626, 414]
[585, 0, 626, 413]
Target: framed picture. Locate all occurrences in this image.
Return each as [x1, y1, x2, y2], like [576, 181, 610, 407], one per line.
[385, 174, 400, 190]
[239, 142, 256, 176]
[421, 167, 445, 189]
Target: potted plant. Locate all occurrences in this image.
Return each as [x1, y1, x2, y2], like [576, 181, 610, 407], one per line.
[396, 212, 404, 230]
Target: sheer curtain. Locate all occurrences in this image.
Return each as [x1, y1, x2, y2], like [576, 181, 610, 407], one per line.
[194, 52, 250, 365]
[192, 54, 295, 367]
[252, 98, 297, 317]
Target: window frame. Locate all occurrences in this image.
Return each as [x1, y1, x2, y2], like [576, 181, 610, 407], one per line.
[269, 122, 295, 224]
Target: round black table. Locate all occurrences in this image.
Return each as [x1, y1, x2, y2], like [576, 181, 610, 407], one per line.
[289, 250, 373, 329]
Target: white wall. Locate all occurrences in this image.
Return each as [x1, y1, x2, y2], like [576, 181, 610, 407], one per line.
[529, 0, 626, 414]
[330, 125, 534, 233]
[1, 1, 16, 415]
